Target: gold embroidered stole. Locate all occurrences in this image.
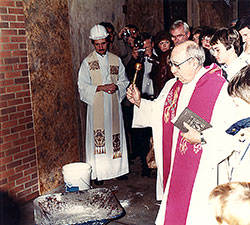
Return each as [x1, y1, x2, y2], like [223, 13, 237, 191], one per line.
[87, 52, 121, 158]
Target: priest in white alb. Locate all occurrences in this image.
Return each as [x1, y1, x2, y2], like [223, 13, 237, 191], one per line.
[127, 41, 238, 225]
[78, 24, 129, 185]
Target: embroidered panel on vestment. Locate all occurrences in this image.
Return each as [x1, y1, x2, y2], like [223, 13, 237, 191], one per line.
[94, 129, 106, 154]
[110, 65, 119, 75]
[112, 133, 121, 159]
[88, 60, 100, 71]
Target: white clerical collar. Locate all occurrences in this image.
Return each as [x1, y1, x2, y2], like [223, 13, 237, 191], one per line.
[96, 51, 108, 58]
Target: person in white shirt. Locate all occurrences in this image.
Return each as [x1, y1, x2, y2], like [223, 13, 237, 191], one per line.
[78, 24, 129, 185]
[210, 27, 248, 81]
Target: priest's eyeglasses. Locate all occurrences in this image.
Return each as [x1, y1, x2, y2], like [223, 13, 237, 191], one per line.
[168, 57, 193, 69]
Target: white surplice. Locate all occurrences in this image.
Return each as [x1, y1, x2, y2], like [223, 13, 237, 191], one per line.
[132, 65, 238, 225]
[78, 51, 129, 180]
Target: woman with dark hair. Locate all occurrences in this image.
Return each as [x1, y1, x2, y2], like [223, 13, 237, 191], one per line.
[150, 30, 174, 98]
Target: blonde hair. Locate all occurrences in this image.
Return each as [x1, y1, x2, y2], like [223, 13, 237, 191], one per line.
[209, 182, 250, 225]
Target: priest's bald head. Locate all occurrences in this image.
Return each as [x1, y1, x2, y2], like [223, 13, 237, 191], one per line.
[169, 41, 205, 84]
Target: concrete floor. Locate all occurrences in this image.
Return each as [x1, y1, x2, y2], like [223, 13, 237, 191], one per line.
[19, 158, 160, 225]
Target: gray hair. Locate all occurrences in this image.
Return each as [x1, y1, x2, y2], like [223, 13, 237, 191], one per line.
[186, 42, 205, 66]
[170, 20, 190, 34]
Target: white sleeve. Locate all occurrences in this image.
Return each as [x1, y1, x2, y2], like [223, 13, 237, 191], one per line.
[116, 58, 129, 103]
[77, 59, 97, 106]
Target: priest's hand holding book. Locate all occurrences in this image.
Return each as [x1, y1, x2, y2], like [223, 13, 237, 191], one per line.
[173, 107, 211, 145]
[181, 122, 202, 145]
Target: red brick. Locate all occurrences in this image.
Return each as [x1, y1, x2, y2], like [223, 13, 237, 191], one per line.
[25, 191, 39, 202]
[0, 7, 7, 13]
[13, 63, 28, 70]
[0, 93, 15, 101]
[27, 136, 34, 142]
[3, 133, 19, 143]
[0, 141, 12, 151]
[14, 150, 28, 160]
[0, 164, 6, 172]
[7, 159, 22, 169]
[0, 1, 15, 7]
[0, 64, 13, 72]
[22, 84, 29, 91]
[25, 178, 38, 188]
[7, 96, 23, 105]
[20, 129, 34, 138]
[10, 22, 25, 29]
[24, 166, 37, 176]
[26, 122, 33, 129]
[2, 119, 17, 129]
[19, 116, 32, 125]
[0, 50, 11, 57]
[8, 171, 23, 182]
[4, 57, 20, 64]
[0, 101, 7, 108]
[19, 43, 26, 49]
[23, 97, 30, 103]
[23, 155, 36, 164]
[15, 77, 28, 84]
[0, 36, 10, 42]
[0, 128, 10, 137]
[18, 29, 25, 35]
[2, 29, 17, 36]
[0, 87, 6, 94]
[5, 146, 20, 156]
[0, 14, 16, 21]
[15, 163, 29, 173]
[1, 79, 14, 86]
[7, 85, 23, 93]
[20, 57, 27, 63]
[31, 172, 37, 179]
[8, 7, 23, 14]
[17, 15, 25, 22]
[9, 184, 24, 195]
[17, 188, 31, 199]
[1, 181, 16, 191]
[21, 70, 28, 76]
[16, 1, 23, 7]
[0, 178, 8, 185]
[0, 151, 5, 158]
[13, 137, 27, 146]
[0, 22, 9, 28]
[21, 142, 35, 151]
[25, 109, 32, 116]
[11, 36, 26, 42]
[17, 103, 31, 111]
[10, 111, 24, 120]
[13, 50, 27, 56]
[16, 175, 30, 185]
[3, 43, 18, 50]
[30, 160, 36, 167]
[1, 106, 16, 115]
[0, 167, 14, 179]
[29, 148, 35, 155]
[0, 115, 8, 123]
[16, 90, 30, 98]
[5, 71, 21, 79]
[10, 124, 25, 133]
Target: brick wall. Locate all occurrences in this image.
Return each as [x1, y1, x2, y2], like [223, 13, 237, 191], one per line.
[0, 0, 39, 202]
